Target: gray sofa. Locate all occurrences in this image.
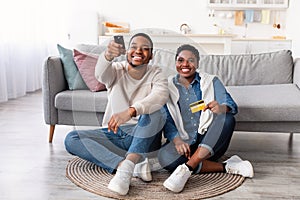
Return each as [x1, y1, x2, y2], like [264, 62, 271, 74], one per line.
[43, 45, 300, 142]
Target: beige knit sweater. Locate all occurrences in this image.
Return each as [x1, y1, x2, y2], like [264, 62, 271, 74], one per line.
[95, 53, 169, 126]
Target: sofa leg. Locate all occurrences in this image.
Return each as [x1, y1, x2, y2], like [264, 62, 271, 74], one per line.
[49, 125, 55, 143]
[288, 132, 294, 153]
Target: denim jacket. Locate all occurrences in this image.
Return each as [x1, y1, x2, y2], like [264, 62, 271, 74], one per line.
[164, 72, 238, 141]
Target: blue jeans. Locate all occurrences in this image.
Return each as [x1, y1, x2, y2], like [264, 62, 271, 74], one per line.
[64, 109, 166, 174]
[158, 113, 236, 173]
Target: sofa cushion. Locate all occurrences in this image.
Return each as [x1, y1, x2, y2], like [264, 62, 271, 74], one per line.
[227, 84, 300, 122]
[199, 50, 294, 86]
[55, 90, 108, 112]
[149, 48, 177, 77]
[75, 43, 106, 54]
[73, 49, 106, 92]
[57, 44, 88, 90]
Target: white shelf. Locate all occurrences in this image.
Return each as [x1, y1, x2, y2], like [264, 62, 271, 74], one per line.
[99, 34, 291, 55]
[99, 34, 237, 55]
[208, 0, 289, 10]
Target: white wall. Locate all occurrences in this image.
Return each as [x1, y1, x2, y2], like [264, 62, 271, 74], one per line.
[54, 0, 100, 48]
[61, 0, 299, 57]
[286, 0, 300, 57]
[98, 0, 287, 36]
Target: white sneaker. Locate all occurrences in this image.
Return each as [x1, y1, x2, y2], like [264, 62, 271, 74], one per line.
[108, 160, 134, 195]
[163, 164, 192, 193]
[224, 155, 242, 162]
[148, 157, 162, 171]
[224, 155, 254, 178]
[132, 158, 152, 182]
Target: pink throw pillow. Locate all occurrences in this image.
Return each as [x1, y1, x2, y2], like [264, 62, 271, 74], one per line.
[73, 49, 106, 92]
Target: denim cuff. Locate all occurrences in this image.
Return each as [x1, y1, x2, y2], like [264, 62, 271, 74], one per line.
[198, 143, 215, 157]
[193, 162, 203, 174]
[222, 103, 237, 115]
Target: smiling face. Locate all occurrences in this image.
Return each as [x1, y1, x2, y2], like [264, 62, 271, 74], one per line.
[176, 50, 198, 83]
[126, 35, 153, 68]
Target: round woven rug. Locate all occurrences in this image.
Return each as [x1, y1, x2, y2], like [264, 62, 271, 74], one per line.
[66, 157, 245, 200]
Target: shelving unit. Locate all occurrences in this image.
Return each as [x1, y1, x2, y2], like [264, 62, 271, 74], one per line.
[208, 0, 289, 10]
[99, 34, 236, 54]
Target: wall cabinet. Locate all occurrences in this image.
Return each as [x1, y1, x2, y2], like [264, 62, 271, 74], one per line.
[208, 0, 289, 10]
[231, 39, 292, 54]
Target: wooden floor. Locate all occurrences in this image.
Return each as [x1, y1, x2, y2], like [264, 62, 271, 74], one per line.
[0, 90, 299, 200]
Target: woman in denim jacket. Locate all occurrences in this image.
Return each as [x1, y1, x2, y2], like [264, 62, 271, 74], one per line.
[159, 44, 254, 193]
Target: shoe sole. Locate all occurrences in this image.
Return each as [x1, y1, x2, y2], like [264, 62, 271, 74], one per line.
[107, 181, 129, 195]
[163, 180, 183, 193]
[132, 173, 152, 182]
[140, 175, 152, 182]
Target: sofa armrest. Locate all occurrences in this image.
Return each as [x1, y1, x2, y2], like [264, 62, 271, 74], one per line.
[293, 58, 300, 87]
[42, 56, 68, 125]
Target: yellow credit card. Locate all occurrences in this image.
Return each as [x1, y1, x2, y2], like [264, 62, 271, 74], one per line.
[189, 100, 205, 113]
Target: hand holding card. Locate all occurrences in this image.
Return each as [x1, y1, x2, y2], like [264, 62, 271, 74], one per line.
[189, 100, 206, 113]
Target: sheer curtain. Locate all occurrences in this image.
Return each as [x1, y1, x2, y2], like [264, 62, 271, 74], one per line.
[0, 0, 67, 103]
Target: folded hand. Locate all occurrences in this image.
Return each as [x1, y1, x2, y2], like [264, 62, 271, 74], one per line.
[108, 109, 131, 133]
